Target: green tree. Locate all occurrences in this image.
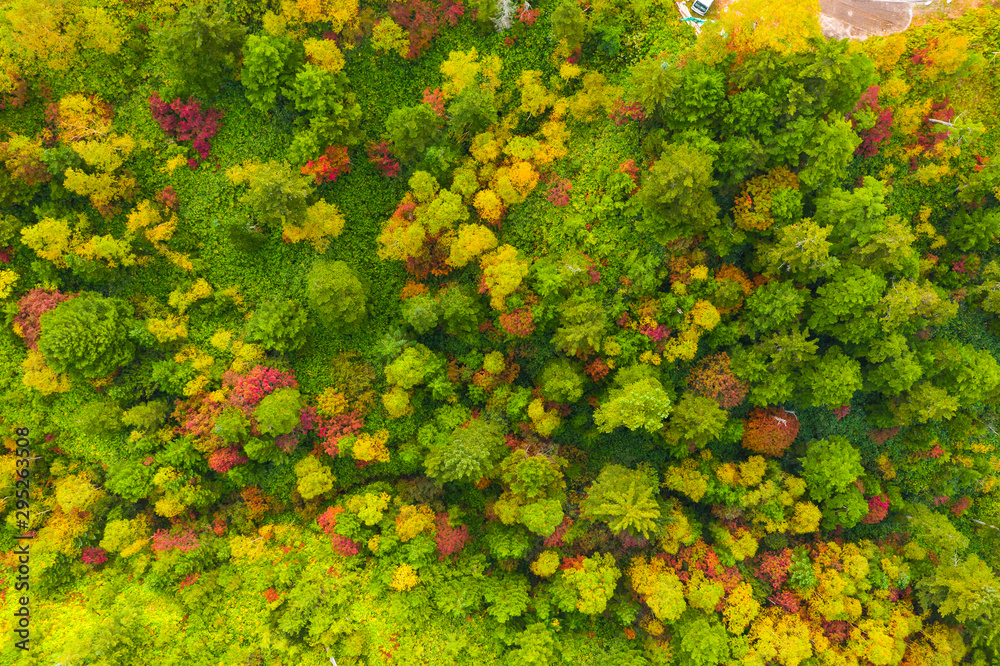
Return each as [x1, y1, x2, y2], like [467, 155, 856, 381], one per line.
[385, 343, 441, 389]
[947, 208, 1000, 253]
[798, 112, 861, 192]
[662, 63, 726, 133]
[227, 160, 314, 230]
[661, 392, 727, 454]
[38, 292, 136, 378]
[550, 552, 621, 615]
[814, 176, 888, 253]
[865, 333, 924, 396]
[801, 346, 863, 407]
[437, 284, 482, 341]
[424, 417, 506, 484]
[246, 298, 308, 353]
[283, 64, 363, 164]
[305, 260, 368, 331]
[637, 142, 720, 242]
[891, 381, 960, 425]
[580, 464, 661, 538]
[907, 503, 969, 561]
[551, 291, 609, 356]
[386, 103, 443, 163]
[876, 279, 958, 335]
[254, 388, 303, 436]
[595, 365, 673, 434]
[241, 33, 302, 113]
[807, 265, 886, 344]
[764, 218, 839, 279]
[401, 291, 440, 334]
[152, 1, 247, 99]
[447, 85, 497, 139]
[539, 357, 585, 404]
[294, 455, 334, 500]
[800, 436, 863, 503]
[925, 340, 1000, 409]
[550, 0, 587, 52]
[917, 554, 1000, 625]
[673, 612, 730, 666]
[742, 279, 806, 336]
[629, 56, 680, 114]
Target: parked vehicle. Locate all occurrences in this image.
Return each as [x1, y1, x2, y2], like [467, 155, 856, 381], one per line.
[692, 0, 715, 15]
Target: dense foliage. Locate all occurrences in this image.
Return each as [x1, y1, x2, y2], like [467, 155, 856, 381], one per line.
[1, 0, 1000, 664]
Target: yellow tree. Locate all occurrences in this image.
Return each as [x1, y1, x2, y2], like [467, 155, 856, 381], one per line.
[703, 0, 822, 60]
[479, 244, 529, 311]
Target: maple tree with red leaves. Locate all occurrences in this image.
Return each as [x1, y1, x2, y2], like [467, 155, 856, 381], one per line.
[498, 307, 535, 338]
[848, 86, 893, 157]
[367, 140, 401, 178]
[148, 92, 223, 165]
[80, 546, 108, 565]
[434, 513, 470, 560]
[155, 185, 179, 211]
[14, 288, 74, 350]
[546, 178, 573, 207]
[207, 445, 250, 473]
[741, 407, 800, 457]
[861, 494, 890, 524]
[151, 528, 200, 553]
[754, 548, 792, 591]
[687, 353, 750, 410]
[300, 145, 351, 184]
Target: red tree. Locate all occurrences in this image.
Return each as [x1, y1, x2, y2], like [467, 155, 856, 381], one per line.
[434, 513, 470, 560]
[687, 353, 750, 410]
[861, 494, 890, 524]
[14, 288, 74, 350]
[741, 407, 799, 457]
[367, 140, 401, 178]
[848, 86, 893, 157]
[148, 92, 223, 165]
[301, 145, 351, 184]
[207, 445, 250, 473]
[498, 307, 535, 338]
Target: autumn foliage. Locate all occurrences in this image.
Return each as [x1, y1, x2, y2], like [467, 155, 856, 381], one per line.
[849, 86, 893, 157]
[686, 353, 750, 409]
[741, 407, 800, 457]
[148, 92, 223, 165]
[301, 145, 351, 184]
[14, 288, 75, 350]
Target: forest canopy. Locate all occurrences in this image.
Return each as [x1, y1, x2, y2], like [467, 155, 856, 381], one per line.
[1, 0, 1000, 663]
